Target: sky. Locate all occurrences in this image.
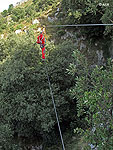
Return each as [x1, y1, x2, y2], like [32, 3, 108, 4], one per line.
[0, 0, 21, 12]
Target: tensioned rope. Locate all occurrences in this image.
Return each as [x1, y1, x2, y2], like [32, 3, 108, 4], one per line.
[45, 63, 65, 150]
[47, 24, 113, 27]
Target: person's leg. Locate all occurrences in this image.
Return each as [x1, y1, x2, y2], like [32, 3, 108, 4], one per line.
[42, 46, 45, 59]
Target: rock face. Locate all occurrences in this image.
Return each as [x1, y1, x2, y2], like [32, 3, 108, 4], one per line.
[55, 7, 60, 17]
[15, 0, 28, 6]
[48, 16, 57, 22]
[59, 28, 113, 64]
[37, 27, 42, 32]
[31, 145, 42, 150]
[57, 8, 60, 12]
[61, 30, 74, 40]
[96, 50, 105, 66]
[48, 16, 54, 22]
[7, 15, 12, 25]
[15, 29, 22, 34]
[88, 143, 97, 150]
[0, 34, 4, 39]
[48, 7, 60, 22]
[109, 41, 113, 59]
[32, 19, 40, 25]
[25, 144, 43, 150]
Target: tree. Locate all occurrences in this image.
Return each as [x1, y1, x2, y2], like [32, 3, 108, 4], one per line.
[25, 5, 36, 18]
[8, 4, 14, 14]
[0, 124, 20, 150]
[0, 16, 7, 32]
[68, 50, 113, 149]
[0, 33, 76, 148]
[1, 9, 8, 17]
[61, 0, 113, 38]
[11, 7, 25, 22]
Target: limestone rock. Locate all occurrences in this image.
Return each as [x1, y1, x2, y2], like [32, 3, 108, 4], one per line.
[48, 16, 56, 22]
[32, 19, 40, 25]
[15, 29, 22, 34]
[0, 34, 4, 39]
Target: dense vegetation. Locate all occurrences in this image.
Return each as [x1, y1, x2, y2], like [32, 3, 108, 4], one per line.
[0, 0, 113, 149]
[68, 50, 113, 149]
[0, 0, 113, 36]
[61, 0, 113, 37]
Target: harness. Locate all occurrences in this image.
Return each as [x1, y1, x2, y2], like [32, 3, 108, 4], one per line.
[40, 44, 45, 49]
[40, 35, 46, 49]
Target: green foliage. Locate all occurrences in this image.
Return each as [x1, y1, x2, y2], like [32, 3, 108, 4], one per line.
[30, 24, 38, 30]
[25, 5, 36, 18]
[0, 0, 60, 34]
[1, 9, 8, 17]
[68, 50, 113, 149]
[1, 4, 13, 17]
[0, 33, 76, 147]
[61, 0, 113, 38]
[0, 0, 113, 149]
[0, 124, 13, 148]
[15, 24, 24, 30]
[0, 0, 112, 38]
[0, 124, 21, 150]
[11, 7, 26, 22]
[8, 4, 14, 14]
[11, 15, 18, 22]
[0, 39, 8, 61]
[9, 22, 16, 32]
[0, 16, 7, 33]
[57, 29, 65, 37]
[34, 0, 58, 12]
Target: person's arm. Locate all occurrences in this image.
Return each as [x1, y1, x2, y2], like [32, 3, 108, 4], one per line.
[37, 35, 40, 44]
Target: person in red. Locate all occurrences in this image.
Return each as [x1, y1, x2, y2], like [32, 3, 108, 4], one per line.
[37, 31, 46, 60]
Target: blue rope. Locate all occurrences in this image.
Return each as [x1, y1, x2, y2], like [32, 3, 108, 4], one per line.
[45, 64, 66, 150]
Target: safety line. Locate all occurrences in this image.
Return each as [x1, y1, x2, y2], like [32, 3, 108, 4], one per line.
[45, 63, 66, 150]
[47, 24, 113, 27]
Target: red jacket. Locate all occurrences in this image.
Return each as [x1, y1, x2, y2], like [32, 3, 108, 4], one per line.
[37, 33, 45, 45]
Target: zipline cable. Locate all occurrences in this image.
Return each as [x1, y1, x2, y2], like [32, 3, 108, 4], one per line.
[45, 62, 66, 150]
[47, 24, 113, 27]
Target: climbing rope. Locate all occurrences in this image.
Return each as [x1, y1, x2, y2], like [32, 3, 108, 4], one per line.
[45, 63, 66, 150]
[47, 23, 113, 27]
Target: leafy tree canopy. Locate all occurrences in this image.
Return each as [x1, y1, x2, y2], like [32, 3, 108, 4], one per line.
[68, 50, 113, 149]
